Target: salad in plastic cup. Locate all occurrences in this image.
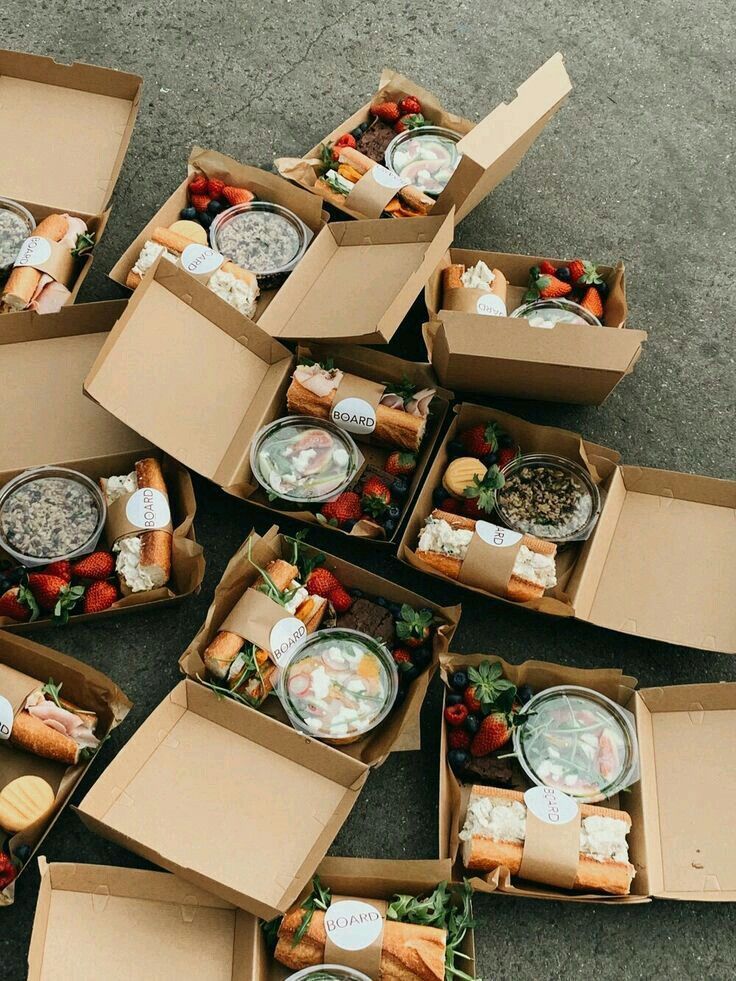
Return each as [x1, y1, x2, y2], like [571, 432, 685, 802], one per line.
[510, 298, 603, 329]
[286, 968, 372, 981]
[250, 417, 361, 504]
[513, 685, 640, 802]
[278, 628, 399, 744]
[385, 126, 462, 196]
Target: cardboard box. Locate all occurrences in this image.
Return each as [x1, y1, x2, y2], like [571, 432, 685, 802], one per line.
[83, 264, 452, 542]
[180, 525, 461, 761]
[276, 54, 571, 224]
[398, 403, 736, 653]
[0, 48, 142, 314]
[0, 631, 131, 906]
[423, 248, 647, 404]
[438, 652, 736, 904]
[0, 300, 205, 629]
[28, 857, 470, 980]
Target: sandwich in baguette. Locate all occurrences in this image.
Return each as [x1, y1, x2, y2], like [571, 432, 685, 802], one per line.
[316, 146, 435, 218]
[416, 510, 557, 601]
[100, 458, 172, 594]
[287, 362, 435, 452]
[459, 785, 635, 896]
[8, 683, 99, 766]
[127, 226, 259, 317]
[442, 260, 508, 315]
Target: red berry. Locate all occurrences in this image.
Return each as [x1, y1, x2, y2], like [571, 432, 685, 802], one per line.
[361, 478, 391, 519]
[539, 260, 557, 276]
[384, 451, 417, 476]
[460, 422, 505, 457]
[398, 95, 422, 115]
[43, 560, 72, 582]
[206, 177, 225, 198]
[0, 586, 33, 622]
[438, 497, 460, 514]
[497, 447, 518, 470]
[328, 585, 353, 614]
[72, 550, 115, 581]
[444, 703, 469, 727]
[306, 567, 340, 597]
[332, 133, 357, 160]
[463, 686, 482, 713]
[320, 491, 363, 527]
[83, 581, 119, 614]
[371, 101, 400, 123]
[221, 185, 255, 206]
[471, 712, 513, 756]
[0, 852, 17, 889]
[448, 728, 471, 751]
[190, 193, 211, 212]
[188, 174, 207, 195]
[393, 647, 412, 665]
[580, 285, 604, 319]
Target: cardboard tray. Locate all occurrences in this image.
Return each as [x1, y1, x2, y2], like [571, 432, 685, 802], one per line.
[0, 48, 142, 313]
[0, 300, 205, 629]
[398, 402, 736, 653]
[423, 248, 647, 405]
[276, 54, 571, 225]
[28, 857, 470, 980]
[179, 525, 461, 763]
[439, 653, 736, 904]
[0, 631, 131, 906]
[83, 264, 452, 543]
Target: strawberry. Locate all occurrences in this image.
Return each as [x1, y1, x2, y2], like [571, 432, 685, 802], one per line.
[567, 259, 602, 286]
[83, 580, 118, 615]
[459, 422, 504, 457]
[462, 466, 504, 517]
[396, 604, 434, 648]
[0, 585, 38, 622]
[320, 491, 362, 527]
[444, 703, 469, 727]
[398, 95, 422, 115]
[539, 260, 557, 276]
[361, 477, 391, 519]
[306, 567, 340, 597]
[447, 728, 471, 751]
[42, 560, 72, 582]
[206, 177, 225, 198]
[536, 273, 572, 299]
[370, 100, 400, 123]
[328, 585, 353, 614]
[332, 133, 357, 160]
[464, 661, 517, 716]
[385, 451, 417, 476]
[497, 447, 518, 470]
[580, 285, 604, 319]
[190, 193, 211, 212]
[471, 712, 514, 756]
[222, 185, 255, 206]
[188, 174, 207, 196]
[392, 646, 413, 666]
[394, 113, 425, 133]
[72, 550, 115, 581]
[27, 574, 69, 612]
[0, 852, 17, 890]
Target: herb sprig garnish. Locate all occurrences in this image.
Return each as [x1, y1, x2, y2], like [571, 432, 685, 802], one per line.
[383, 375, 417, 406]
[285, 530, 324, 581]
[41, 678, 63, 707]
[247, 540, 300, 608]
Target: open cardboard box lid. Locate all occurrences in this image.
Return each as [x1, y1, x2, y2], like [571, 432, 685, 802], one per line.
[76, 679, 370, 919]
[0, 48, 142, 216]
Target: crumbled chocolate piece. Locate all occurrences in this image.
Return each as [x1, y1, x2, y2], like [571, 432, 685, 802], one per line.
[463, 755, 514, 788]
[337, 597, 395, 645]
[356, 120, 397, 163]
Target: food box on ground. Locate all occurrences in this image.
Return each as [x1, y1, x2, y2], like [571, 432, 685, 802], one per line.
[276, 54, 571, 224]
[398, 402, 736, 653]
[423, 248, 646, 404]
[0, 300, 204, 629]
[0, 49, 142, 317]
[438, 652, 736, 905]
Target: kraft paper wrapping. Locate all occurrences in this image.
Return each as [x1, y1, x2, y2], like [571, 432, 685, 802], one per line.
[0, 664, 41, 724]
[331, 373, 385, 433]
[443, 286, 507, 317]
[324, 896, 387, 978]
[219, 587, 289, 651]
[518, 807, 582, 890]
[105, 490, 174, 547]
[458, 530, 522, 596]
[14, 237, 75, 286]
[345, 168, 401, 219]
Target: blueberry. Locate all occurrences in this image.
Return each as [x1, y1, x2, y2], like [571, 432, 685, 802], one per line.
[383, 519, 397, 537]
[557, 265, 571, 282]
[207, 200, 223, 216]
[596, 280, 609, 299]
[392, 476, 409, 498]
[376, 596, 389, 608]
[197, 211, 213, 229]
[343, 519, 356, 532]
[359, 121, 370, 134]
[351, 588, 364, 599]
[388, 601, 402, 618]
[402, 665, 419, 683]
[450, 670, 468, 691]
[433, 486, 448, 507]
[517, 684, 534, 705]
[448, 749, 470, 774]
[180, 206, 197, 220]
[412, 649, 432, 671]
[387, 504, 401, 520]
[14, 844, 31, 863]
[464, 713, 481, 735]
[482, 452, 498, 466]
[447, 439, 465, 460]
[446, 691, 463, 706]
[351, 126, 363, 140]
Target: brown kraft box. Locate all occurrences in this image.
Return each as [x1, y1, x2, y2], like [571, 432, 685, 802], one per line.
[439, 652, 736, 905]
[423, 247, 647, 404]
[276, 54, 571, 225]
[0, 49, 142, 316]
[398, 402, 736, 653]
[0, 300, 205, 630]
[0, 631, 131, 906]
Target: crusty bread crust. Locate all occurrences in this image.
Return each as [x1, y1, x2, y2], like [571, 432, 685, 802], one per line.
[134, 458, 172, 588]
[127, 228, 259, 290]
[2, 214, 71, 310]
[442, 264, 465, 292]
[10, 712, 79, 765]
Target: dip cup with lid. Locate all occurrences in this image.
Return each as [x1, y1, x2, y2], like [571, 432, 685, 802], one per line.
[0, 466, 107, 567]
[510, 298, 603, 328]
[286, 967, 372, 981]
[385, 126, 462, 197]
[278, 628, 399, 745]
[0, 197, 35, 284]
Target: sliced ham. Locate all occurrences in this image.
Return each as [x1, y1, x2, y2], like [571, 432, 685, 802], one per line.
[293, 363, 343, 397]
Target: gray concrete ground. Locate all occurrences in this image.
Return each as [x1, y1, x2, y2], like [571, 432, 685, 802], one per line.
[2, 0, 735, 977]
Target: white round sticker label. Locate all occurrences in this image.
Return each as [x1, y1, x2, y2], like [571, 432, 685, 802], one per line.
[524, 786, 579, 825]
[0, 695, 14, 740]
[371, 165, 409, 190]
[180, 244, 225, 276]
[125, 488, 171, 531]
[15, 236, 52, 268]
[324, 899, 384, 950]
[270, 616, 307, 666]
[476, 294, 507, 317]
[475, 521, 523, 548]
[331, 397, 377, 436]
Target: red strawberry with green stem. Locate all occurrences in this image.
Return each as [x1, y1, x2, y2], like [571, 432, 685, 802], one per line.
[306, 567, 340, 597]
[567, 259, 602, 286]
[188, 174, 207, 196]
[0, 585, 39, 622]
[72, 551, 115, 581]
[28, 574, 84, 622]
[385, 451, 417, 477]
[462, 466, 504, 518]
[463, 661, 517, 715]
[460, 422, 505, 457]
[327, 585, 353, 614]
[319, 491, 362, 527]
[580, 285, 604, 319]
[470, 711, 515, 756]
[536, 273, 572, 299]
[398, 95, 422, 115]
[370, 101, 400, 123]
[539, 260, 557, 276]
[361, 477, 391, 519]
[396, 604, 434, 648]
[82, 581, 118, 615]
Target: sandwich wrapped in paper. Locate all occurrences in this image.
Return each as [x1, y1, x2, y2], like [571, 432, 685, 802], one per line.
[2, 678, 99, 766]
[442, 260, 508, 317]
[315, 146, 435, 219]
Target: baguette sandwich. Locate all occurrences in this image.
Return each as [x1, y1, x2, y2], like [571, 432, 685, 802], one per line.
[127, 226, 259, 317]
[316, 145, 435, 218]
[416, 509, 557, 601]
[287, 363, 435, 452]
[8, 686, 99, 766]
[443, 260, 508, 314]
[100, 458, 172, 594]
[460, 785, 635, 896]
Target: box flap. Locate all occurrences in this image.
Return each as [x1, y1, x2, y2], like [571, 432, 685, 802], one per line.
[29, 860, 254, 981]
[0, 49, 142, 215]
[77, 680, 369, 919]
[570, 466, 736, 652]
[258, 212, 455, 344]
[434, 53, 571, 223]
[634, 684, 736, 900]
[0, 300, 148, 475]
[84, 260, 294, 486]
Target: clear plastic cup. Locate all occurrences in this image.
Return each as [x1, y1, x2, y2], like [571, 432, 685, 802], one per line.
[385, 126, 462, 196]
[510, 298, 602, 328]
[286, 967, 372, 981]
[0, 197, 36, 282]
[513, 685, 640, 803]
[0, 467, 107, 567]
[278, 628, 399, 745]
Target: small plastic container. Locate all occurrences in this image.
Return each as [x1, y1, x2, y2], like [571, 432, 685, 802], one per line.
[0, 197, 35, 283]
[209, 201, 312, 289]
[496, 453, 601, 544]
[510, 298, 603, 329]
[385, 126, 462, 196]
[0, 467, 107, 567]
[286, 967, 372, 981]
[513, 685, 640, 803]
[250, 416, 361, 505]
[278, 628, 399, 745]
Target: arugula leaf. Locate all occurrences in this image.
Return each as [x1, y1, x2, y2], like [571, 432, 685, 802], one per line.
[261, 914, 281, 951]
[247, 540, 300, 608]
[388, 881, 476, 981]
[382, 375, 417, 406]
[292, 876, 332, 946]
[41, 678, 63, 707]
